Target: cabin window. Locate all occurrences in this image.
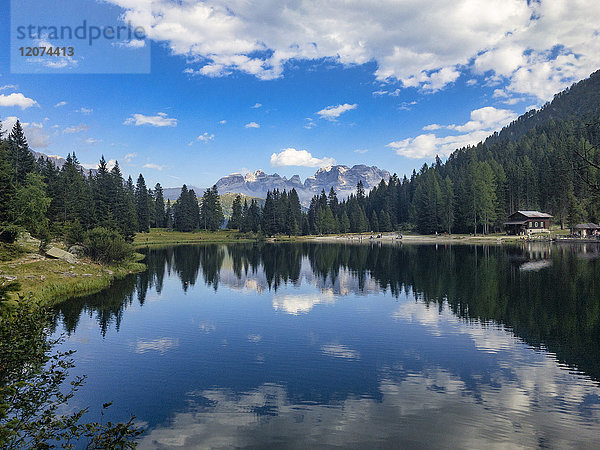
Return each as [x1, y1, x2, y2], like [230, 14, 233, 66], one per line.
[529, 221, 534, 228]
[535, 222, 538, 227]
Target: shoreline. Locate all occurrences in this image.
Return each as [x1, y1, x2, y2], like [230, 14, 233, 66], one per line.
[1, 245, 146, 308]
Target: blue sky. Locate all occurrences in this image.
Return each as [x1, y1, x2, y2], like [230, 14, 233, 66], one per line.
[1, 0, 599, 188]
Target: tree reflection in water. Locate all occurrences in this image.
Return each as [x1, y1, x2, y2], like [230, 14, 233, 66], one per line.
[53, 242, 600, 380]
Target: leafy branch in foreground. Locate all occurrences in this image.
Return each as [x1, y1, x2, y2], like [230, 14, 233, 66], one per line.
[0, 298, 144, 448]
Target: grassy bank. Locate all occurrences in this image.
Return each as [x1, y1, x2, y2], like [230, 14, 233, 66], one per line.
[132, 226, 578, 248]
[0, 242, 145, 307]
[133, 228, 259, 247]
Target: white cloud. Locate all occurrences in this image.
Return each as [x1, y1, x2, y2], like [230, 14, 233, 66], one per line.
[54, 101, 67, 107]
[84, 138, 103, 144]
[63, 123, 89, 134]
[316, 103, 357, 121]
[304, 118, 316, 129]
[143, 163, 165, 171]
[270, 148, 335, 168]
[0, 85, 18, 91]
[124, 152, 137, 163]
[76, 107, 93, 114]
[245, 121, 260, 128]
[196, 132, 215, 143]
[219, 120, 227, 124]
[1, 116, 50, 148]
[354, 149, 369, 154]
[0, 93, 38, 109]
[106, 0, 600, 100]
[388, 106, 517, 159]
[113, 39, 146, 49]
[251, 103, 262, 108]
[124, 112, 177, 127]
[373, 88, 401, 97]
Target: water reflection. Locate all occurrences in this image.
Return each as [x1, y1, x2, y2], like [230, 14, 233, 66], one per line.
[54, 242, 600, 382]
[50, 242, 600, 448]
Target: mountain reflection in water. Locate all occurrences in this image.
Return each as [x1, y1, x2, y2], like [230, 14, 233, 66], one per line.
[52, 242, 600, 448]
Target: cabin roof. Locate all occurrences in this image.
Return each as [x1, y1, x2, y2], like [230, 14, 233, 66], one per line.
[509, 210, 553, 219]
[575, 223, 600, 229]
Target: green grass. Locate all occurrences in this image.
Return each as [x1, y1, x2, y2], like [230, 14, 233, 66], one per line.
[133, 228, 258, 247]
[0, 246, 146, 307]
[0, 243, 25, 261]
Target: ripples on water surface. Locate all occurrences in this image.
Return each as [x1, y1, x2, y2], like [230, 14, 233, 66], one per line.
[52, 243, 600, 448]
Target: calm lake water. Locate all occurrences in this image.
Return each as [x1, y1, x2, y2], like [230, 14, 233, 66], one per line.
[52, 242, 600, 448]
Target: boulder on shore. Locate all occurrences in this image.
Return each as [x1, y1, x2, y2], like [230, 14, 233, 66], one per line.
[46, 247, 78, 264]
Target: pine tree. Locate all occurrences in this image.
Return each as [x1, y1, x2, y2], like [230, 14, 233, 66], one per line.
[165, 200, 173, 230]
[200, 185, 223, 231]
[440, 176, 454, 233]
[379, 209, 392, 232]
[154, 183, 165, 228]
[261, 191, 277, 236]
[228, 195, 243, 229]
[370, 210, 379, 232]
[8, 120, 36, 184]
[0, 141, 15, 225]
[93, 156, 114, 228]
[135, 174, 150, 232]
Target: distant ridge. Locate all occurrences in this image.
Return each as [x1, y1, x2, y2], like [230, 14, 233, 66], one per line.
[164, 164, 391, 205]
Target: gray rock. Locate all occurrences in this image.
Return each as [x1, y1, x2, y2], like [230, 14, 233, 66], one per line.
[46, 247, 78, 264]
[68, 245, 87, 258]
[1, 275, 17, 282]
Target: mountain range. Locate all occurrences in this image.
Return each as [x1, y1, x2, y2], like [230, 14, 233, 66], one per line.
[163, 164, 391, 205]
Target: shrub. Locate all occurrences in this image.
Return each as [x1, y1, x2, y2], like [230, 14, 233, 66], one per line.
[0, 225, 21, 244]
[64, 219, 85, 247]
[83, 227, 133, 264]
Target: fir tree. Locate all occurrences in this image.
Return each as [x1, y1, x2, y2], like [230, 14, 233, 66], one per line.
[135, 174, 150, 232]
[228, 195, 243, 229]
[8, 120, 36, 184]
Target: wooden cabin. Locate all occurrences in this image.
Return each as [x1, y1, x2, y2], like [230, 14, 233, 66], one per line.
[504, 211, 552, 235]
[574, 223, 600, 237]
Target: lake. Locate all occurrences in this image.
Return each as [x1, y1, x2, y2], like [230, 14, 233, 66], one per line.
[52, 242, 600, 448]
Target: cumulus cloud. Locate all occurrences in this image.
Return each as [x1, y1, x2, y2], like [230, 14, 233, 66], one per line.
[124, 112, 177, 127]
[388, 106, 517, 159]
[251, 103, 262, 109]
[244, 121, 260, 128]
[0, 93, 38, 109]
[143, 163, 165, 170]
[1, 116, 50, 148]
[106, 0, 600, 100]
[63, 123, 89, 134]
[197, 132, 215, 142]
[316, 103, 357, 121]
[270, 148, 335, 168]
[124, 152, 137, 163]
